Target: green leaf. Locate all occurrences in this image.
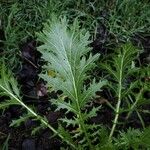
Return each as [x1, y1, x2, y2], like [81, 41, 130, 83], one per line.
[10, 113, 33, 127]
[31, 123, 46, 135]
[101, 43, 140, 139]
[82, 106, 101, 121]
[57, 124, 77, 148]
[51, 98, 78, 114]
[114, 128, 150, 149]
[140, 127, 150, 147]
[80, 79, 107, 108]
[0, 64, 76, 148]
[37, 17, 106, 148]
[0, 99, 20, 110]
[60, 117, 78, 127]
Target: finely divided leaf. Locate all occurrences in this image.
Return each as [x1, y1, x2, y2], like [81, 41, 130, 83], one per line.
[37, 17, 106, 149]
[37, 18, 102, 107]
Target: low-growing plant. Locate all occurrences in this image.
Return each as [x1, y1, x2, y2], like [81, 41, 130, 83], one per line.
[0, 64, 76, 148]
[101, 43, 139, 139]
[107, 0, 150, 42]
[114, 127, 150, 149]
[37, 17, 107, 149]
[0, 17, 150, 149]
[100, 43, 150, 140]
[37, 17, 150, 149]
[0, 4, 22, 67]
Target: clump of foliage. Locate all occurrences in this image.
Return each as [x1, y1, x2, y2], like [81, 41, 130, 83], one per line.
[36, 18, 150, 149]
[107, 0, 150, 41]
[0, 64, 76, 148]
[114, 127, 150, 149]
[0, 16, 150, 149]
[37, 17, 107, 149]
[101, 43, 150, 139]
[0, 0, 150, 69]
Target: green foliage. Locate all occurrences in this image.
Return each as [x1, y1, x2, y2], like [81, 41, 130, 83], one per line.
[0, 64, 21, 109]
[37, 17, 106, 149]
[108, 0, 150, 41]
[0, 0, 150, 149]
[0, 99, 19, 110]
[1, 0, 149, 67]
[101, 43, 138, 95]
[101, 43, 150, 140]
[0, 64, 76, 149]
[0, 4, 23, 67]
[0, 1, 56, 67]
[114, 127, 150, 149]
[10, 112, 32, 127]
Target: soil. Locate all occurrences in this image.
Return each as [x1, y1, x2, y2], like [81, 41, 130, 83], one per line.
[0, 26, 150, 149]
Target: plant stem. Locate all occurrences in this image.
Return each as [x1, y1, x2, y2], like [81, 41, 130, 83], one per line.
[0, 84, 76, 149]
[125, 88, 143, 120]
[67, 51, 93, 149]
[109, 90, 121, 140]
[73, 80, 93, 149]
[124, 88, 145, 129]
[136, 110, 145, 129]
[109, 54, 124, 140]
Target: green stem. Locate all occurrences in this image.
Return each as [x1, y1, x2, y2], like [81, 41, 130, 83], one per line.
[73, 81, 93, 149]
[125, 88, 143, 120]
[109, 90, 121, 140]
[66, 49, 93, 149]
[109, 53, 124, 140]
[0, 84, 76, 149]
[136, 110, 145, 129]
